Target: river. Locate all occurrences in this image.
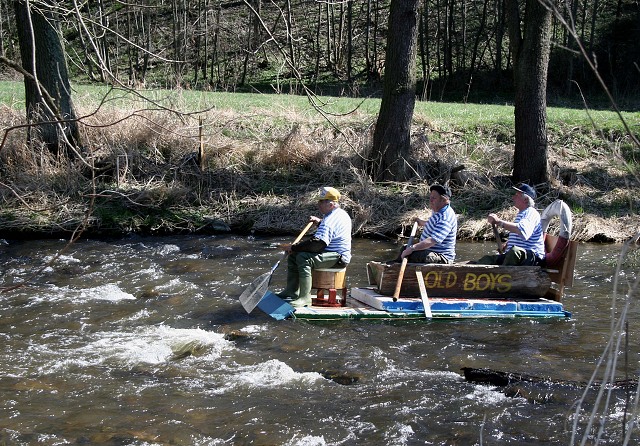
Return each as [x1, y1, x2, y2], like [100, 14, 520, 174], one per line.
[0, 235, 638, 445]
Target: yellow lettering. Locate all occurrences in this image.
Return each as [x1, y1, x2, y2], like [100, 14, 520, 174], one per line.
[496, 274, 512, 292]
[463, 273, 476, 291]
[476, 274, 491, 291]
[424, 271, 439, 288]
[446, 272, 457, 288]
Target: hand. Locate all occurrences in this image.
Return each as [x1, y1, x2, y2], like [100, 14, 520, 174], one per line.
[279, 243, 293, 254]
[401, 246, 413, 259]
[487, 213, 500, 225]
[309, 216, 322, 224]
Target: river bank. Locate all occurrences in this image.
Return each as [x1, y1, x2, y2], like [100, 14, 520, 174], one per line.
[1, 167, 637, 244]
[0, 91, 637, 243]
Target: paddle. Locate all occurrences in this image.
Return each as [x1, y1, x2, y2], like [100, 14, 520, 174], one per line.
[238, 221, 314, 313]
[416, 267, 432, 318]
[492, 223, 504, 254]
[393, 221, 419, 302]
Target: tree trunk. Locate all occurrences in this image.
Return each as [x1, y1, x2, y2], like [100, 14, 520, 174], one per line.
[366, 0, 419, 181]
[505, 0, 552, 185]
[14, 0, 80, 157]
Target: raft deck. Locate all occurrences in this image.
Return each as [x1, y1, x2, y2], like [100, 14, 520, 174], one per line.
[257, 288, 571, 321]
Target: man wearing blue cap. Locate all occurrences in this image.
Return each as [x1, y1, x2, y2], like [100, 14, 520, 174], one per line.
[395, 183, 457, 264]
[477, 183, 545, 266]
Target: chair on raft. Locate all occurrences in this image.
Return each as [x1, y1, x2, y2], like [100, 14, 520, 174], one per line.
[540, 200, 578, 302]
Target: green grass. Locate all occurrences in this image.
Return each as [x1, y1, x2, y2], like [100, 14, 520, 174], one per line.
[1, 80, 637, 138]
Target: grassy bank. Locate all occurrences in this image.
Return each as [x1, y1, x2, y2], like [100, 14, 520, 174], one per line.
[0, 81, 638, 243]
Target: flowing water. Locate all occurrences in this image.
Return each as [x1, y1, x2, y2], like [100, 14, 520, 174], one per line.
[0, 234, 638, 445]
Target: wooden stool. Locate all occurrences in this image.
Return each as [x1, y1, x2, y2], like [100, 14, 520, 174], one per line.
[311, 267, 347, 307]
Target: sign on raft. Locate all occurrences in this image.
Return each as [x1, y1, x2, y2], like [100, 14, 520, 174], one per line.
[366, 262, 551, 299]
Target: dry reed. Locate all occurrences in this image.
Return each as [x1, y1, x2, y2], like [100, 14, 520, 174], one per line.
[0, 100, 637, 241]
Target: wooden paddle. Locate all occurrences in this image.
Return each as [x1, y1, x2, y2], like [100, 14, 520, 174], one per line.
[492, 223, 504, 254]
[392, 221, 419, 302]
[239, 221, 314, 313]
[416, 267, 432, 318]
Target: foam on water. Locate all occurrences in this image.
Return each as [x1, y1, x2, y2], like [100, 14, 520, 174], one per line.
[43, 254, 81, 264]
[383, 422, 415, 445]
[38, 326, 232, 372]
[240, 324, 268, 335]
[284, 435, 327, 446]
[465, 384, 514, 404]
[156, 244, 180, 255]
[154, 277, 198, 292]
[78, 283, 136, 301]
[222, 359, 324, 391]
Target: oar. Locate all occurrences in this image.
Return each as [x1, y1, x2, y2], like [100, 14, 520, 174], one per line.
[492, 223, 504, 254]
[239, 221, 314, 313]
[416, 267, 432, 318]
[392, 221, 419, 302]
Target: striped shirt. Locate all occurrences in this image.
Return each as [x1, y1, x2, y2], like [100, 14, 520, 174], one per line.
[419, 204, 457, 261]
[506, 206, 545, 258]
[314, 207, 352, 263]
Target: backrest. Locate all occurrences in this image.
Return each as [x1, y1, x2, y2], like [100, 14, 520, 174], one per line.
[545, 234, 578, 289]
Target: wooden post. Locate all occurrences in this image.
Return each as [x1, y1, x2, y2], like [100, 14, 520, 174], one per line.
[198, 117, 205, 171]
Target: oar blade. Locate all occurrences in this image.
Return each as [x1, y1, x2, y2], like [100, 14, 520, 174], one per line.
[239, 272, 272, 313]
[239, 222, 313, 315]
[256, 291, 295, 320]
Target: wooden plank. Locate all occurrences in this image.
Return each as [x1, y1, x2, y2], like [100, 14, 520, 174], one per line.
[367, 261, 551, 299]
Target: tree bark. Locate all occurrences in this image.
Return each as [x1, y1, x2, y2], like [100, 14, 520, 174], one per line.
[14, 0, 80, 157]
[505, 0, 552, 185]
[366, 0, 419, 181]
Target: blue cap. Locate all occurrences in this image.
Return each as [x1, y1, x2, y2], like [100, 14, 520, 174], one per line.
[513, 183, 536, 199]
[430, 184, 452, 198]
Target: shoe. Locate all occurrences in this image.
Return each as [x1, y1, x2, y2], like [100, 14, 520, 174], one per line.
[290, 296, 312, 308]
[276, 291, 297, 301]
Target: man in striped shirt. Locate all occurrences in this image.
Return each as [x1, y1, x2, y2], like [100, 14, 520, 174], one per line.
[398, 184, 457, 264]
[277, 187, 352, 307]
[477, 183, 545, 266]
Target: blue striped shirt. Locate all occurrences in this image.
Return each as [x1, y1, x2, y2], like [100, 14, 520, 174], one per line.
[419, 204, 457, 261]
[506, 206, 545, 258]
[314, 207, 352, 263]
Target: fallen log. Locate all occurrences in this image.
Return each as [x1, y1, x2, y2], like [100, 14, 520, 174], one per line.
[461, 367, 638, 389]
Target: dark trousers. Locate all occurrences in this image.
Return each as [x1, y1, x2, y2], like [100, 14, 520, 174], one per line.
[394, 245, 452, 264]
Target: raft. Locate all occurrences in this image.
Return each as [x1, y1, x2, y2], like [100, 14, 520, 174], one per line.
[247, 200, 578, 321]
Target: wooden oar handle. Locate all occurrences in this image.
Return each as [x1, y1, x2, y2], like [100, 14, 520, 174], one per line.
[392, 221, 419, 301]
[393, 258, 408, 300]
[492, 223, 504, 254]
[293, 221, 315, 245]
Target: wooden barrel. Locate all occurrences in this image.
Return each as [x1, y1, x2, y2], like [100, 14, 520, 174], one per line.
[312, 267, 347, 289]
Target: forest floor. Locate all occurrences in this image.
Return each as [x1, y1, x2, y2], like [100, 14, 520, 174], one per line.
[0, 89, 638, 245]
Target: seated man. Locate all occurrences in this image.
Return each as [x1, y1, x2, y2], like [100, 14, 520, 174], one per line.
[277, 187, 352, 307]
[477, 183, 545, 266]
[395, 184, 457, 264]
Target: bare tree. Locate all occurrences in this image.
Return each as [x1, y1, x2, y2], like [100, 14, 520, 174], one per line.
[14, 0, 81, 157]
[366, 0, 420, 181]
[505, 0, 553, 185]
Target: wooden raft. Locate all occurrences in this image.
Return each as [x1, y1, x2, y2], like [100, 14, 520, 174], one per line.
[366, 262, 551, 299]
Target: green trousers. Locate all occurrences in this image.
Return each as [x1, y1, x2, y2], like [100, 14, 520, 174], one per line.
[279, 251, 342, 299]
[476, 246, 542, 266]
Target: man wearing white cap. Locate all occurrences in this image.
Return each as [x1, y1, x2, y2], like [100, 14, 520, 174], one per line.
[477, 183, 545, 265]
[278, 187, 352, 307]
